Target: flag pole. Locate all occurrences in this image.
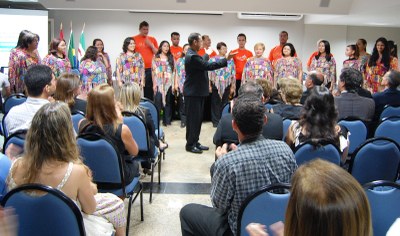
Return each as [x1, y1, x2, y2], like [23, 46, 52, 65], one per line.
[82, 22, 85, 33]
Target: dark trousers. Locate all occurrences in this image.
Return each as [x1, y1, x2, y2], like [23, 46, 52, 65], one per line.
[144, 69, 154, 100]
[178, 91, 186, 125]
[180, 203, 233, 236]
[211, 84, 231, 126]
[185, 96, 205, 147]
[235, 79, 241, 97]
[154, 87, 173, 125]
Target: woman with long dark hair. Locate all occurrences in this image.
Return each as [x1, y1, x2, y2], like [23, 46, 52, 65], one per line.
[152, 40, 174, 126]
[93, 38, 112, 85]
[274, 43, 303, 84]
[42, 38, 71, 78]
[285, 86, 348, 161]
[309, 40, 336, 91]
[115, 37, 145, 89]
[365, 37, 398, 93]
[79, 46, 107, 96]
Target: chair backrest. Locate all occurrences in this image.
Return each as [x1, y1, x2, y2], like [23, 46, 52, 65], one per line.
[349, 137, 400, 185]
[282, 118, 292, 141]
[294, 140, 341, 166]
[140, 98, 160, 138]
[77, 132, 126, 193]
[375, 117, 400, 144]
[380, 105, 400, 120]
[338, 118, 368, 155]
[221, 102, 230, 116]
[2, 130, 27, 155]
[122, 112, 152, 155]
[0, 153, 11, 200]
[364, 180, 400, 236]
[237, 183, 291, 236]
[2, 93, 27, 114]
[71, 110, 85, 133]
[1, 183, 85, 236]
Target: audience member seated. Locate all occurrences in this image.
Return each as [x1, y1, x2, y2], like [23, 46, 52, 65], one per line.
[78, 84, 140, 184]
[118, 82, 168, 175]
[373, 70, 400, 121]
[180, 93, 297, 236]
[5, 65, 56, 135]
[7, 102, 127, 235]
[213, 81, 283, 146]
[54, 73, 87, 114]
[286, 86, 348, 162]
[334, 68, 375, 121]
[0, 71, 11, 101]
[246, 159, 372, 236]
[271, 77, 303, 119]
[353, 69, 372, 98]
[300, 71, 324, 104]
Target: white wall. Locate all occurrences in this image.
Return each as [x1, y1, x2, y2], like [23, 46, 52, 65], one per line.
[49, 10, 400, 77]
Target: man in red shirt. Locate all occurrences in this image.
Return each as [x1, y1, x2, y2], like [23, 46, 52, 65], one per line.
[269, 31, 289, 65]
[170, 32, 183, 61]
[197, 35, 217, 58]
[230, 33, 253, 95]
[133, 21, 158, 100]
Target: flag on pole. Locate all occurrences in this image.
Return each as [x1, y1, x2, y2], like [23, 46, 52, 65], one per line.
[59, 23, 64, 40]
[67, 25, 77, 69]
[77, 23, 86, 62]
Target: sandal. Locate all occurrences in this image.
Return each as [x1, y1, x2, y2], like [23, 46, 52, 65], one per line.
[159, 141, 169, 152]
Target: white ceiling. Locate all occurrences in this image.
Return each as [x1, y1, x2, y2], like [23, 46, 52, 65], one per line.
[38, 0, 400, 27]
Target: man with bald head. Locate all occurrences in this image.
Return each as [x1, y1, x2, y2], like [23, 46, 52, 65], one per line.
[300, 71, 324, 104]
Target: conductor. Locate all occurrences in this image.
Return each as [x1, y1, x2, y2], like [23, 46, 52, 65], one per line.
[184, 32, 235, 154]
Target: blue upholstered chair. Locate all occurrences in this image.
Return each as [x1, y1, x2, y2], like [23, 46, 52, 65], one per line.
[380, 105, 400, 120]
[122, 112, 160, 203]
[282, 118, 292, 141]
[364, 180, 400, 236]
[294, 140, 341, 166]
[71, 110, 85, 133]
[77, 132, 144, 233]
[2, 93, 27, 114]
[237, 183, 291, 236]
[338, 118, 367, 156]
[1, 183, 86, 236]
[349, 137, 400, 185]
[0, 153, 11, 201]
[375, 116, 400, 144]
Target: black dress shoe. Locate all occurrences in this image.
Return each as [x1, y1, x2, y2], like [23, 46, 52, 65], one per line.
[180, 122, 186, 128]
[186, 146, 203, 154]
[196, 143, 209, 151]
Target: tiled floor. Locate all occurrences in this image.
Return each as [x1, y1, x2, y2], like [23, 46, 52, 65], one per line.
[128, 120, 217, 235]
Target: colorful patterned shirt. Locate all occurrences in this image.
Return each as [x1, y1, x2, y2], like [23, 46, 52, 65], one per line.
[309, 55, 336, 85]
[241, 57, 273, 84]
[365, 57, 398, 93]
[208, 56, 236, 98]
[42, 54, 71, 78]
[8, 48, 41, 93]
[174, 57, 186, 93]
[97, 52, 112, 83]
[152, 57, 173, 105]
[79, 59, 107, 95]
[343, 58, 361, 71]
[274, 57, 303, 81]
[115, 52, 145, 85]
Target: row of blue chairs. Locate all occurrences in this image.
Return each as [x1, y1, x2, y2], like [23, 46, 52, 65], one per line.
[237, 181, 400, 236]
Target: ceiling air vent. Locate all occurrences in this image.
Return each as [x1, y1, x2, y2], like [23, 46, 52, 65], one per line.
[237, 12, 303, 21]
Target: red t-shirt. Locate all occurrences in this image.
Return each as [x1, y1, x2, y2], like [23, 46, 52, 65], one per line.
[197, 48, 217, 58]
[231, 48, 253, 80]
[170, 45, 183, 61]
[132, 34, 158, 69]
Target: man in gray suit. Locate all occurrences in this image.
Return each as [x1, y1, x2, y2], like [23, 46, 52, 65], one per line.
[334, 68, 375, 121]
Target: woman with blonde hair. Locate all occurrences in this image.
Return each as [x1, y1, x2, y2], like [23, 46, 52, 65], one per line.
[271, 77, 303, 119]
[79, 84, 140, 183]
[7, 102, 127, 235]
[242, 42, 274, 85]
[119, 82, 168, 175]
[54, 73, 86, 113]
[246, 159, 372, 236]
